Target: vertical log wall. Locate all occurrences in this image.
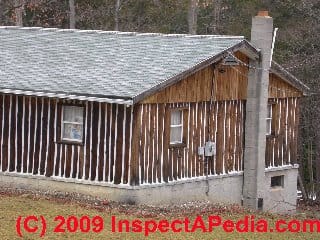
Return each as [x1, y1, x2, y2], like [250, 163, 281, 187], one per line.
[0, 94, 133, 185]
[134, 100, 246, 184]
[265, 97, 299, 167]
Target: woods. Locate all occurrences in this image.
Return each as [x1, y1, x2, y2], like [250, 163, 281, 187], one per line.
[0, 0, 319, 201]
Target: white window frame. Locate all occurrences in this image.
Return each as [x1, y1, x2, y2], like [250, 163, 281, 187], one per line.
[61, 105, 84, 143]
[170, 110, 183, 144]
[266, 103, 272, 136]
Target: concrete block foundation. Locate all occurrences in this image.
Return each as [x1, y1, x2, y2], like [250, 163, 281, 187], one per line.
[0, 165, 298, 213]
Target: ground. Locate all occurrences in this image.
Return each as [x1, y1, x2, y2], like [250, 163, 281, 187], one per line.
[0, 187, 319, 239]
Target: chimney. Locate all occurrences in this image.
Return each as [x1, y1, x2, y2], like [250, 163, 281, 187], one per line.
[243, 11, 274, 210]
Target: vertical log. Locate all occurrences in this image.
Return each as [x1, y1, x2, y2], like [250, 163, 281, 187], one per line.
[46, 99, 56, 177]
[16, 96, 23, 172]
[130, 104, 142, 185]
[28, 97, 36, 173]
[23, 97, 29, 173]
[9, 95, 16, 172]
[90, 102, 99, 181]
[98, 103, 106, 181]
[114, 104, 124, 184]
[40, 98, 48, 175]
[84, 102, 92, 179]
[0, 95, 3, 171]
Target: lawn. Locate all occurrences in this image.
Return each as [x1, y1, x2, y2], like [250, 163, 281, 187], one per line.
[0, 190, 319, 239]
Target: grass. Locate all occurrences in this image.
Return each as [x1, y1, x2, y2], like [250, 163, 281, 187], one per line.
[0, 192, 319, 239]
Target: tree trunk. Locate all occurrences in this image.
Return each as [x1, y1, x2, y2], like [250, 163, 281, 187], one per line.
[114, 0, 120, 31]
[212, 0, 222, 33]
[0, 0, 4, 25]
[308, 141, 314, 200]
[188, 0, 197, 34]
[14, 0, 23, 26]
[315, 121, 320, 200]
[298, 172, 308, 200]
[69, 0, 76, 29]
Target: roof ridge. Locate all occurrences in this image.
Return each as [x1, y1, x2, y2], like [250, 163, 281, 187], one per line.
[0, 26, 244, 39]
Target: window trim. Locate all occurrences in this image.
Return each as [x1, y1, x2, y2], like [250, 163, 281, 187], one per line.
[266, 101, 277, 137]
[170, 110, 183, 144]
[168, 107, 188, 148]
[266, 103, 272, 136]
[270, 175, 284, 189]
[59, 104, 85, 145]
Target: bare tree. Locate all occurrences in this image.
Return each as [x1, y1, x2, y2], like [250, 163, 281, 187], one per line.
[114, 0, 120, 31]
[212, 0, 222, 33]
[0, 0, 4, 25]
[69, 0, 75, 28]
[188, 0, 198, 34]
[14, 0, 23, 26]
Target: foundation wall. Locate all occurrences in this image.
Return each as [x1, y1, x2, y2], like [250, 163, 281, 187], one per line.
[0, 165, 298, 213]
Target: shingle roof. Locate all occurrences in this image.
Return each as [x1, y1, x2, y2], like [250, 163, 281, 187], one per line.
[271, 61, 310, 95]
[0, 26, 247, 104]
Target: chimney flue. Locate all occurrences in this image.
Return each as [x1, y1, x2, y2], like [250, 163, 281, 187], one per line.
[257, 10, 269, 17]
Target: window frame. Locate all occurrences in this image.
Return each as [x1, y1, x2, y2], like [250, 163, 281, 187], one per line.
[60, 104, 85, 145]
[270, 175, 284, 189]
[170, 109, 183, 145]
[266, 103, 272, 136]
[168, 107, 188, 148]
[266, 101, 277, 137]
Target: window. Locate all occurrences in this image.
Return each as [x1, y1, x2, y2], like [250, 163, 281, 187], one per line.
[266, 103, 272, 135]
[170, 110, 183, 144]
[61, 105, 84, 143]
[271, 175, 284, 188]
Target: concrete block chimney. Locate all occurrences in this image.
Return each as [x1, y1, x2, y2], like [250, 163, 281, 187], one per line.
[243, 11, 274, 210]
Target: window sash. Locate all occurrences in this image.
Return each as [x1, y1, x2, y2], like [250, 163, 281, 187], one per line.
[266, 119, 272, 135]
[170, 126, 183, 144]
[266, 104, 272, 135]
[61, 106, 84, 142]
[170, 110, 183, 144]
[63, 106, 84, 123]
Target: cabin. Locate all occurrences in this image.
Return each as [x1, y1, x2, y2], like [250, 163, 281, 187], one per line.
[0, 12, 309, 213]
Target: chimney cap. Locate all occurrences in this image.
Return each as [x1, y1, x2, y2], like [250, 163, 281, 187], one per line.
[257, 10, 269, 17]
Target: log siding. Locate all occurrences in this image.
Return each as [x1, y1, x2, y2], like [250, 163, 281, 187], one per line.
[0, 95, 301, 185]
[265, 97, 300, 167]
[0, 94, 133, 185]
[0, 93, 248, 185]
[133, 100, 246, 184]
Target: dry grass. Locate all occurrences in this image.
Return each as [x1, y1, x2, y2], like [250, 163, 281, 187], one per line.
[0, 191, 319, 239]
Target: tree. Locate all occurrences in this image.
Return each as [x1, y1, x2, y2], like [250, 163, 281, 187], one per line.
[114, 0, 120, 30]
[212, 0, 222, 33]
[14, 0, 24, 26]
[188, 0, 197, 34]
[0, 0, 5, 25]
[69, 0, 75, 28]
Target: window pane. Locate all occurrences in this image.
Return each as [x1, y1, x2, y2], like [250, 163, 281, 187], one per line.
[63, 123, 83, 141]
[266, 119, 271, 135]
[171, 110, 182, 125]
[170, 126, 182, 143]
[267, 104, 272, 118]
[63, 106, 83, 123]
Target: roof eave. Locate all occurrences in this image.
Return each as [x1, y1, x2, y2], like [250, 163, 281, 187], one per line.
[133, 40, 259, 104]
[270, 61, 310, 96]
[0, 88, 134, 105]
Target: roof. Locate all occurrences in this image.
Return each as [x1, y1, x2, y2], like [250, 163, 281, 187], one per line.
[0, 26, 258, 104]
[0, 26, 307, 104]
[271, 61, 310, 96]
